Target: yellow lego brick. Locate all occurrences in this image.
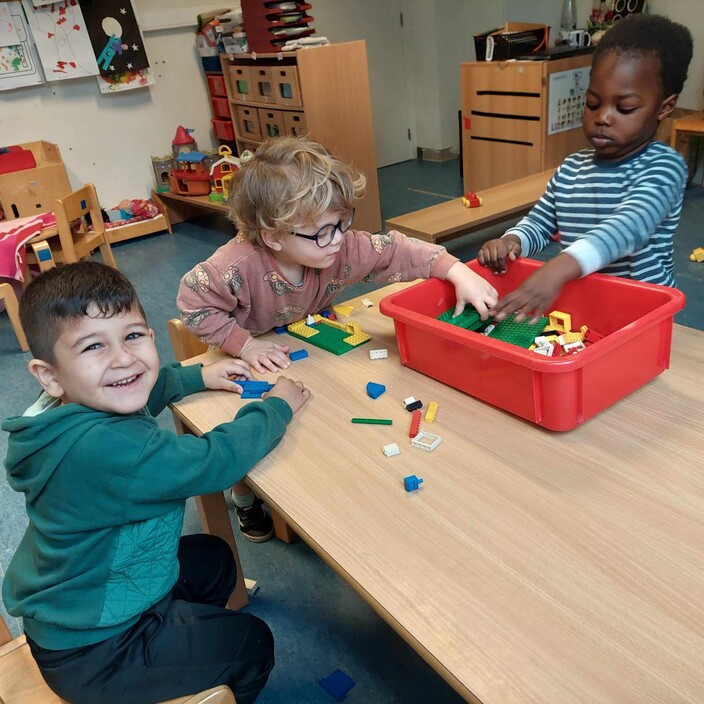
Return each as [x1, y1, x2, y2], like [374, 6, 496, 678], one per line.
[548, 310, 572, 333]
[333, 305, 354, 317]
[343, 331, 372, 346]
[558, 332, 583, 345]
[287, 320, 318, 338]
[690, 247, 704, 263]
[425, 401, 438, 423]
[580, 325, 589, 335]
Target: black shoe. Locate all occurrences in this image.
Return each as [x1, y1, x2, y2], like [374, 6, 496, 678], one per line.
[232, 494, 274, 543]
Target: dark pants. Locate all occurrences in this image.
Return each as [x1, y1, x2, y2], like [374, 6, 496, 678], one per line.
[27, 534, 274, 704]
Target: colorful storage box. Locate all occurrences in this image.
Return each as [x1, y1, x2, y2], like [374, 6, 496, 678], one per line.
[379, 259, 685, 431]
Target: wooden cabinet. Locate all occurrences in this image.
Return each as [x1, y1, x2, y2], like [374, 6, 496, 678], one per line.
[221, 40, 381, 233]
[461, 54, 593, 192]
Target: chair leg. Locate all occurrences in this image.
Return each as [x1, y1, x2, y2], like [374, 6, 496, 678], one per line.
[99, 242, 118, 269]
[0, 283, 29, 352]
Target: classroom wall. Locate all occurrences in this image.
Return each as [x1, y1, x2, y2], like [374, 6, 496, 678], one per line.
[1, 0, 702, 204]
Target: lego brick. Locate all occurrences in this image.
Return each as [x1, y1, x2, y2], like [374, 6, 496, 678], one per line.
[408, 409, 422, 437]
[366, 382, 386, 399]
[411, 430, 442, 451]
[425, 401, 438, 423]
[548, 310, 572, 333]
[351, 418, 393, 425]
[382, 443, 400, 457]
[403, 474, 423, 492]
[318, 669, 355, 701]
[288, 317, 371, 356]
[488, 313, 549, 349]
[361, 298, 374, 307]
[289, 349, 309, 361]
[369, 348, 388, 360]
[437, 306, 485, 331]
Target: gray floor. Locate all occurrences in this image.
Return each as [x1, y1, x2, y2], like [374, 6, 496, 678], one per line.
[1, 159, 703, 703]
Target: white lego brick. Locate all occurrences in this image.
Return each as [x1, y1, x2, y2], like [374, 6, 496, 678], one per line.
[361, 298, 374, 308]
[533, 344, 554, 356]
[369, 348, 388, 360]
[403, 396, 417, 408]
[411, 431, 442, 452]
[482, 323, 496, 335]
[382, 443, 400, 457]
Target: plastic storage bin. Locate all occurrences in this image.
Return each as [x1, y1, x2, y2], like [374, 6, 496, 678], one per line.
[379, 259, 685, 431]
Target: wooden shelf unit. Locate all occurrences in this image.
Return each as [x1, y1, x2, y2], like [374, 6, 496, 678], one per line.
[220, 41, 381, 233]
[461, 54, 593, 192]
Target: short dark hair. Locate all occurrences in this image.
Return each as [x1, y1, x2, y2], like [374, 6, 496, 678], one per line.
[20, 262, 146, 362]
[593, 13, 693, 97]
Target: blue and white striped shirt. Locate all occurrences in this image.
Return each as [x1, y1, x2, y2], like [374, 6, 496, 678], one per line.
[505, 141, 687, 286]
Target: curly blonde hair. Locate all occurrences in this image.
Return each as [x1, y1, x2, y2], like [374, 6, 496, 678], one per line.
[227, 136, 366, 246]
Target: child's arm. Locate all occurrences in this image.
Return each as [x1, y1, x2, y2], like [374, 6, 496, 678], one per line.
[478, 177, 559, 274]
[239, 336, 292, 374]
[445, 262, 498, 319]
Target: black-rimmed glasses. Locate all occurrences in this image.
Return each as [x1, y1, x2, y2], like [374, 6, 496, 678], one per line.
[291, 208, 355, 248]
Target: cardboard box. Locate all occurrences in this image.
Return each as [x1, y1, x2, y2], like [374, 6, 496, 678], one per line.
[474, 22, 550, 61]
[0, 141, 71, 219]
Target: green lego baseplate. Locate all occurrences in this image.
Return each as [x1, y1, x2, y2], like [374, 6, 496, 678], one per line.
[287, 318, 371, 356]
[437, 306, 547, 349]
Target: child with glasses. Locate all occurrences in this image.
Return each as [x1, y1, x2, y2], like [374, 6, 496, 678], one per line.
[177, 135, 498, 374]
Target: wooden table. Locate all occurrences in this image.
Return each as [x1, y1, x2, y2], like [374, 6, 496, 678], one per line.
[151, 190, 229, 226]
[171, 284, 704, 704]
[384, 169, 552, 244]
[670, 110, 704, 185]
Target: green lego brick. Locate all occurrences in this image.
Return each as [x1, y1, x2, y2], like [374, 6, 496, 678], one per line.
[437, 306, 486, 331]
[488, 313, 548, 348]
[287, 320, 370, 356]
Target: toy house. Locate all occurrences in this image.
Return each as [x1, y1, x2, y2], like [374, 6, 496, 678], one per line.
[168, 151, 211, 196]
[151, 154, 173, 192]
[171, 125, 199, 159]
[209, 145, 240, 194]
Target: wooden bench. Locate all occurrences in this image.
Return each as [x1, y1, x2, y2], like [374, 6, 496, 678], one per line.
[384, 168, 553, 244]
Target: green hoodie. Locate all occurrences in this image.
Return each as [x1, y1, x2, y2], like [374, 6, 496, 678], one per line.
[2, 362, 292, 650]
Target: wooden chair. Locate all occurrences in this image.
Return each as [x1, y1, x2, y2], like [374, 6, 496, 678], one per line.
[27, 183, 117, 269]
[0, 616, 237, 704]
[0, 283, 29, 352]
[166, 319, 296, 544]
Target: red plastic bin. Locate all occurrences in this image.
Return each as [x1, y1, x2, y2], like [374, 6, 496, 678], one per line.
[211, 118, 235, 141]
[379, 258, 685, 431]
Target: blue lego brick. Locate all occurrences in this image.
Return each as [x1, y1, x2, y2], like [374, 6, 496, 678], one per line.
[320, 309, 332, 318]
[404, 475, 424, 492]
[318, 669, 355, 701]
[274, 325, 288, 334]
[366, 381, 386, 399]
[289, 349, 309, 361]
[240, 391, 264, 399]
[238, 381, 274, 392]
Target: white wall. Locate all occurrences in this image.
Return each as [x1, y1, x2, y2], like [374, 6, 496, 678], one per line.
[1, 28, 218, 207]
[2, 0, 702, 200]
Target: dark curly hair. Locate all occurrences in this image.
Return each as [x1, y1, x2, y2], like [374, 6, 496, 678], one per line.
[593, 13, 693, 97]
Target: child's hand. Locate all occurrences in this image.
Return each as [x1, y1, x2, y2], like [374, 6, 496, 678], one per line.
[201, 358, 253, 393]
[478, 235, 522, 274]
[489, 254, 581, 323]
[264, 376, 311, 414]
[445, 262, 498, 320]
[240, 337, 291, 374]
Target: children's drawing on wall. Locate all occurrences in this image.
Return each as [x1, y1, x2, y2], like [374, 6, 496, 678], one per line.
[0, 1, 44, 91]
[20, 0, 99, 80]
[548, 67, 590, 135]
[79, 0, 152, 92]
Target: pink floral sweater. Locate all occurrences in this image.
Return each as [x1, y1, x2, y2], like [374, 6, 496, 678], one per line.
[177, 229, 458, 356]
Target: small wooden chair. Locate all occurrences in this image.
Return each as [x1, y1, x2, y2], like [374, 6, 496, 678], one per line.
[0, 283, 29, 352]
[27, 183, 117, 270]
[0, 616, 237, 703]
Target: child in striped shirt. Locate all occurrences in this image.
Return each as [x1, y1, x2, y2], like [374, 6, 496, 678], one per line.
[478, 13, 693, 322]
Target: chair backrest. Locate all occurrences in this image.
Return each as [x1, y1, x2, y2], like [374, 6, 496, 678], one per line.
[0, 614, 236, 703]
[167, 318, 208, 362]
[52, 184, 117, 268]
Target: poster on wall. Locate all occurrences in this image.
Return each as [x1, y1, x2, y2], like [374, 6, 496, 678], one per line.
[21, 0, 100, 81]
[548, 67, 590, 136]
[79, 0, 152, 93]
[0, 2, 44, 91]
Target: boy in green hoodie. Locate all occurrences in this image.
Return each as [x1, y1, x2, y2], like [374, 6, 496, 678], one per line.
[2, 261, 310, 704]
